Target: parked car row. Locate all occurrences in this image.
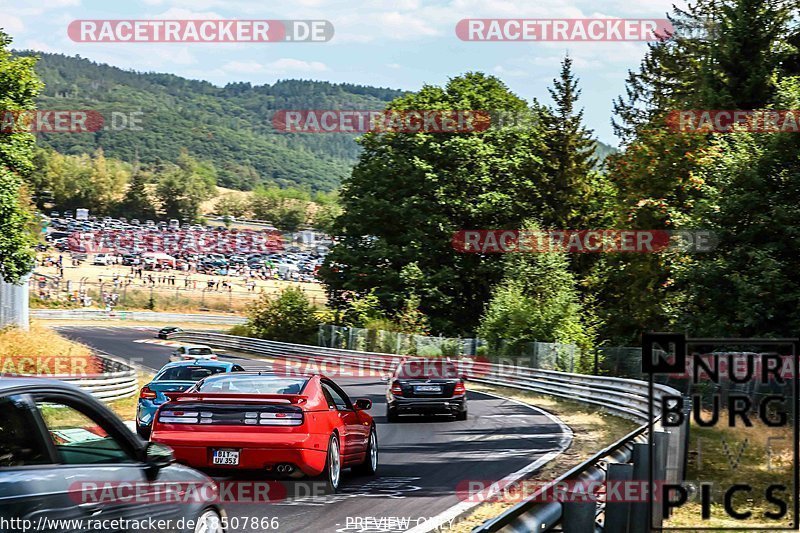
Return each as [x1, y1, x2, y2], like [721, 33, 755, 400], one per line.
[42, 214, 328, 281]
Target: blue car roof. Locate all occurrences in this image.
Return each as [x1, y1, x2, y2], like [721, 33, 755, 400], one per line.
[162, 360, 234, 368]
[158, 360, 236, 370]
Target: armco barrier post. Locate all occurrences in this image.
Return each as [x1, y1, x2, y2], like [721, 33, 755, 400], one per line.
[651, 431, 669, 530]
[604, 463, 633, 533]
[561, 499, 596, 533]
[628, 442, 649, 533]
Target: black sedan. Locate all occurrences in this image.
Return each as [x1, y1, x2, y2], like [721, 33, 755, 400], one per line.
[385, 359, 468, 421]
[157, 326, 183, 339]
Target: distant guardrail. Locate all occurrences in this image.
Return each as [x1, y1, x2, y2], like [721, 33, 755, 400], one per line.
[168, 330, 688, 533]
[31, 309, 246, 325]
[14, 352, 138, 402]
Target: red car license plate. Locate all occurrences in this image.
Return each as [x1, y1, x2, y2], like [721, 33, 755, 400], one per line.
[212, 449, 240, 465]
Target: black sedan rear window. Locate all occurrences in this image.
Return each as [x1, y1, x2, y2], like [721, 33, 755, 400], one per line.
[397, 360, 459, 379]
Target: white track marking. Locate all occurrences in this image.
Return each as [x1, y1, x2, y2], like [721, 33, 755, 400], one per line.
[403, 390, 573, 533]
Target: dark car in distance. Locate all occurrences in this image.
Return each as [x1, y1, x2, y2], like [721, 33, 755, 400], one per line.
[158, 326, 183, 339]
[0, 378, 226, 533]
[385, 360, 468, 421]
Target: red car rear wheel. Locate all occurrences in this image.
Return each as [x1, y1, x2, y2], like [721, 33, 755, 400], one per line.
[318, 433, 341, 493]
[353, 426, 378, 476]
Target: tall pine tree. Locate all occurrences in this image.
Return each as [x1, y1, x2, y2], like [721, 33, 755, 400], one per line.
[541, 55, 599, 230]
[117, 167, 156, 219]
[596, 0, 797, 343]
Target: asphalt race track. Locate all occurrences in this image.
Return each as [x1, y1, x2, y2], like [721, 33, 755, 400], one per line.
[56, 325, 572, 533]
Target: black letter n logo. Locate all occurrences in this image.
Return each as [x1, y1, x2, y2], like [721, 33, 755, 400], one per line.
[642, 333, 686, 375]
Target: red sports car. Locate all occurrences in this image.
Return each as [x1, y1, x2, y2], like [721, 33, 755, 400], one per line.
[150, 372, 377, 492]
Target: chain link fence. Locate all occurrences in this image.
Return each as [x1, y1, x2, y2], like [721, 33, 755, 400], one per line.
[318, 324, 477, 356]
[598, 346, 645, 378]
[317, 324, 581, 371]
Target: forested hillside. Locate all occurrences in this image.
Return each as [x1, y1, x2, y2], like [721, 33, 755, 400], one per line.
[19, 52, 616, 191]
[21, 52, 405, 191]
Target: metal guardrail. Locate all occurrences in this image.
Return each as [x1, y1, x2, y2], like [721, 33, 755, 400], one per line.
[169, 331, 687, 532]
[10, 351, 139, 402]
[31, 309, 247, 324]
[60, 371, 139, 402]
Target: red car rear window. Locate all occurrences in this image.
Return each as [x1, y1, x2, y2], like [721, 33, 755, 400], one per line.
[196, 376, 308, 394]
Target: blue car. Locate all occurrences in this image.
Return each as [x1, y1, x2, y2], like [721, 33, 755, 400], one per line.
[136, 360, 245, 438]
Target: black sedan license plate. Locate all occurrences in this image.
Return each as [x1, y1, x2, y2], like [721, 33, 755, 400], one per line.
[415, 385, 442, 393]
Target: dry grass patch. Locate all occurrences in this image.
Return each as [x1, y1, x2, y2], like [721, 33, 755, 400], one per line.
[0, 323, 94, 360]
[0, 323, 153, 421]
[664, 411, 793, 532]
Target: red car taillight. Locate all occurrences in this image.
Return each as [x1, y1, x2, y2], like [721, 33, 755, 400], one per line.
[139, 386, 157, 400]
[390, 382, 403, 397]
[158, 410, 205, 424]
[246, 412, 304, 426]
[158, 408, 304, 426]
[453, 382, 466, 396]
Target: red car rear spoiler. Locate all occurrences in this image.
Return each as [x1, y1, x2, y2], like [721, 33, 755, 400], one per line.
[163, 392, 308, 404]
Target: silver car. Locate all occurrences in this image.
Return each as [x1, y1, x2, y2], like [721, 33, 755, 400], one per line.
[0, 378, 226, 532]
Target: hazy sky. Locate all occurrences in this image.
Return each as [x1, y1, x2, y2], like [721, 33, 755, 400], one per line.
[0, 0, 687, 145]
